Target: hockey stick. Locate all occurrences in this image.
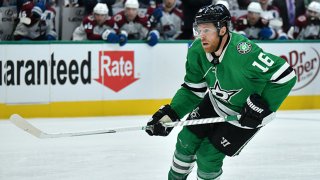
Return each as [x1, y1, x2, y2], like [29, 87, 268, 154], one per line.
[9, 114, 239, 139]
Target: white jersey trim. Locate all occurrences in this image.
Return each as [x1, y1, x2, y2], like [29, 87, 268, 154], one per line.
[208, 92, 276, 129]
[270, 63, 290, 81]
[273, 71, 296, 84]
[192, 91, 206, 98]
[184, 81, 207, 89]
[270, 63, 296, 84]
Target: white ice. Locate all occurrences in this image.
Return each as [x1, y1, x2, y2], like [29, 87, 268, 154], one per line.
[1, 110, 320, 180]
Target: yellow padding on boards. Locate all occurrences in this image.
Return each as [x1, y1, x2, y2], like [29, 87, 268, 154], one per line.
[0, 96, 319, 119]
[0, 99, 171, 119]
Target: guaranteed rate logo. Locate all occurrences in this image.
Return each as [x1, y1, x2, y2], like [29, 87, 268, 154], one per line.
[280, 47, 320, 91]
[0, 52, 91, 86]
[95, 51, 139, 92]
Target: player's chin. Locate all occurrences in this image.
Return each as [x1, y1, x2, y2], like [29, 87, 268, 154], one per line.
[202, 43, 213, 53]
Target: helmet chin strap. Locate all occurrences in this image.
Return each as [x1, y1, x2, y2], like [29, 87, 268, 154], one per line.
[214, 30, 224, 52]
[211, 28, 228, 65]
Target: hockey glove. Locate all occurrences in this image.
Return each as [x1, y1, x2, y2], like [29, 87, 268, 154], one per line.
[277, 32, 288, 40]
[46, 34, 56, 40]
[147, 30, 160, 47]
[259, 27, 275, 39]
[239, 94, 272, 128]
[149, 8, 163, 27]
[102, 30, 119, 43]
[146, 105, 180, 136]
[119, 30, 128, 46]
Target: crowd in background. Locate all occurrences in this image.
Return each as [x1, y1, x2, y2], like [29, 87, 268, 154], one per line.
[0, 0, 320, 45]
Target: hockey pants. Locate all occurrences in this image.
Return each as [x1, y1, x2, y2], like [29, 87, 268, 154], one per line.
[168, 127, 224, 180]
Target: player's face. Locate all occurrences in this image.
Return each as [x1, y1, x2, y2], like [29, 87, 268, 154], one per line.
[247, 11, 260, 25]
[259, 0, 268, 5]
[197, 23, 219, 53]
[94, 14, 107, 25]
[164, 0, 175, 9]
[125, 8, 138, 21]
[306, 9, 319, 19]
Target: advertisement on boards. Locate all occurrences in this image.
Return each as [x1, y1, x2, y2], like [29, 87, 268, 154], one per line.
[0, 42, 319, 117]
[259, 43, 320, 95]
[0, 43, 187, 104]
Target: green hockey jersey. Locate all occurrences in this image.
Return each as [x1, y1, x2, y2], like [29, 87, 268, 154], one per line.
[170, 32, 296, 125]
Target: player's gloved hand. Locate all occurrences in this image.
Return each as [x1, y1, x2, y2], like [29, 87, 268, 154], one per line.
[147, 30, 160, 47]
[277, 32, 288, 40]
[149, 8, 163, 27]
[239, 94, 272, 128]
[152, 8, 163, 21]
[119, 30, 128, 46]
[102, 29, 119, 43]
[146, 105, 180, 136]
[259, 27, 275, 39]
[46, 34, 56, 40]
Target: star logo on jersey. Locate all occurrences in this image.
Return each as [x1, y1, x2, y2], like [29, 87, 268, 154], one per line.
[210, 81, 241, 103]
[237, 42, 252, 54]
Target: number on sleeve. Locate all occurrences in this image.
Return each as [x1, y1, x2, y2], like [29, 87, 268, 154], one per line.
[252, 52, 275, 72]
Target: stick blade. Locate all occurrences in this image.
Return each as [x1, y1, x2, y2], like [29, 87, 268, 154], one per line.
[10, 114, 45, 138]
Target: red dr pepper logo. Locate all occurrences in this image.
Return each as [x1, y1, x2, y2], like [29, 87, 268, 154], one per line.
[95, 51, 139, 92]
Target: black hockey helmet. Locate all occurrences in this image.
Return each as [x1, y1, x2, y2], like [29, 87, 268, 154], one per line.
[194, 4, 231, 30]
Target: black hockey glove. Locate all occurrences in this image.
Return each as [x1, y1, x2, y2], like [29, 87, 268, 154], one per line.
[146, 105, 180, 136]
[239, 94, 272, 128]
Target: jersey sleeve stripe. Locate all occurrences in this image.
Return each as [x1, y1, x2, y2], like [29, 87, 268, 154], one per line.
[182, 83, 207, 98]
[272, 70, 296, 84]
[184, 81, 207, 89]
[270, 63, 290, 81]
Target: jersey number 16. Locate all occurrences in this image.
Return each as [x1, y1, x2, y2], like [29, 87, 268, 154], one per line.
[252, 52, 274, 72]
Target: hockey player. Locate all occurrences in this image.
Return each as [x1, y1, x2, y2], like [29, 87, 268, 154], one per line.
[288, 1, 320, 40]
[112, 0, 160, 46]
[146, 0, 183, 40]
[72, 3, 122, 45]
[234, 2, 277, 40]
[14, 1, 57, 40]
[146, 4, 296, 180]
[258, 0, 287, 39]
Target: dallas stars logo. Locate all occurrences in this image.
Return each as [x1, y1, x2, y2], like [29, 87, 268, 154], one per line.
[237, 42, 252, 54]
[210, 81, 241, 103]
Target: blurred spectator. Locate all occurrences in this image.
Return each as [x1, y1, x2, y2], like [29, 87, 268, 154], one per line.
[179, 0, 211, 39]
[146, 0, 183, 40]
[237, 0, 250, 10]
[139, 0, 163, 8]
[215, 0, 229, 10]
[82, 0, 116, 16]
[213, 0, 239, 11]
[1, 0, 19, 6]
[13, 1, 57, 40]
[259, 0, 287, 39]
[214, 0, 237, 30]
[64, 0, 82, 7]
[272, 0, 306, 33]
[17, 0, 32, 13]
[64, 0, 115, 16]
[259, 0, 280, 13]
[234, 2, 277, 40]
[42, 0, 57, 32]
[72, 3, 122, 44]
[113, 0, 160, 46]
[304, 0, 319, 6]
[288, 1, 320, 39]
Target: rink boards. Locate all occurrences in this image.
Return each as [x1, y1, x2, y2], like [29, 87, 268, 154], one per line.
[0, 41, 319, 118]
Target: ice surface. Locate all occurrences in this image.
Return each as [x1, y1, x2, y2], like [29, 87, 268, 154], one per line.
[0, 110, 320, 180]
